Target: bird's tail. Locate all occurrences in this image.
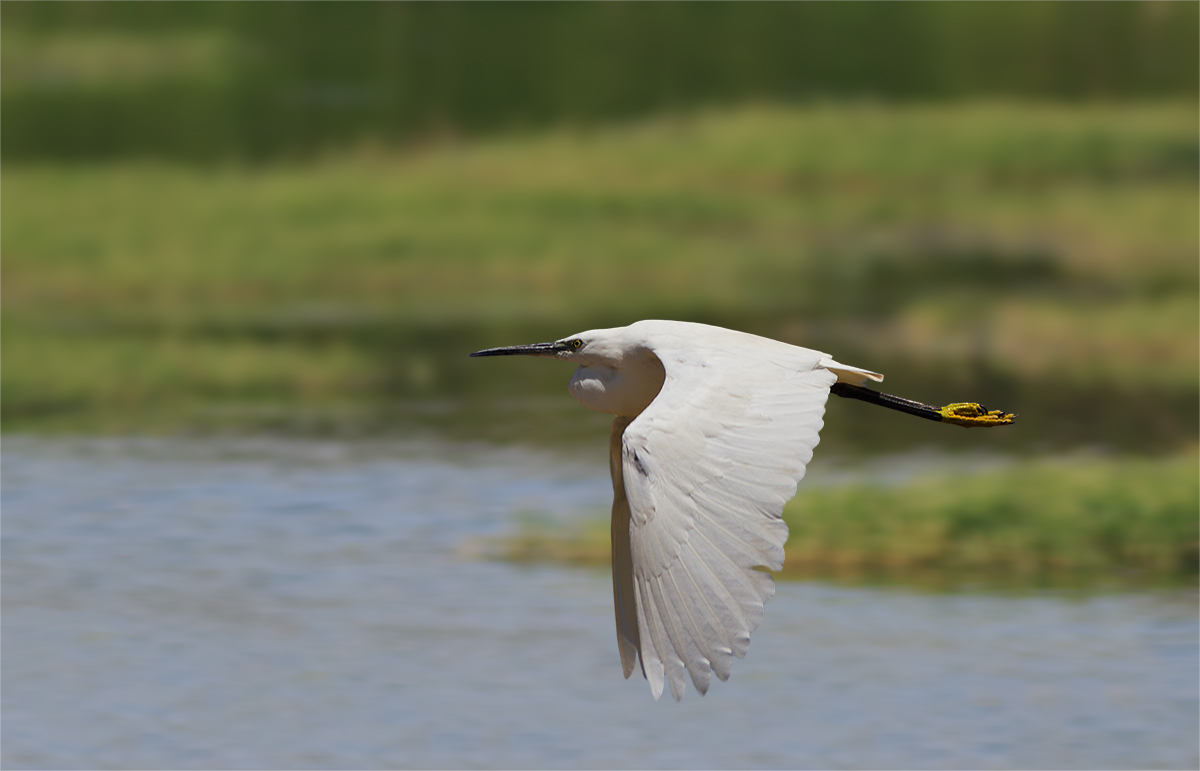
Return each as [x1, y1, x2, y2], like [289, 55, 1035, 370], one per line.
[819, 357, 884, 387]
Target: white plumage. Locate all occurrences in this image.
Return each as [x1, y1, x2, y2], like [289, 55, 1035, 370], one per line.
[472, 320, 883, 700]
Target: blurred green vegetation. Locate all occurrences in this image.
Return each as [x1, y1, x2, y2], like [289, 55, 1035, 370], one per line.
[479, 454, 1200, 586]
[5, 6, 1194, 594]
[4, 102, 1197, 452]
[3, 2, 1195, 162]
[4, 5, 1197, 451]
[783, 454, 1199, 577]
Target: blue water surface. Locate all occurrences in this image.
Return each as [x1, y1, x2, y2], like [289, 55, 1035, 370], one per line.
[3, 437, 1196, 769]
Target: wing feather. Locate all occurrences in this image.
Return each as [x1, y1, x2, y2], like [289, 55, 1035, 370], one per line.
[662, 566, 715, 694]
[674, 541, 735, 682]
[647, 573, 692, 701]
[608, 417, 640, 679]
[614, 321, 837, 699]
[634, 574, 667, 699]
[689, 523, 775, 646]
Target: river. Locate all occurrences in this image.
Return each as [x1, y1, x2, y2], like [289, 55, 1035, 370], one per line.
[3, 436, 1196, 769]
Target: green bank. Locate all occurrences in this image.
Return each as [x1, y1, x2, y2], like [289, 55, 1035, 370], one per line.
[3, 102, 1197, 451]
[480, 454, 1200, 587]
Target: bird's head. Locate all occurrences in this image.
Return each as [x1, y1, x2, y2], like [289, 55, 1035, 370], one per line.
[472, 326, 663, 416]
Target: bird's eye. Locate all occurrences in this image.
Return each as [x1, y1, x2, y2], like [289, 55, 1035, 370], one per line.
[571, 339, 583, 349]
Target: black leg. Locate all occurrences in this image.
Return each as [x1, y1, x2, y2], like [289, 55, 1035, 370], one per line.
[830, 383, 1015, 427]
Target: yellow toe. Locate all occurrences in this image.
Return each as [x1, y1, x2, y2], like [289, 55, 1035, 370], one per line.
[938, 402, 1016, 427]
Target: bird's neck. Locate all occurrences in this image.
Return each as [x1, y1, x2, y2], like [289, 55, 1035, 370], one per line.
[568, 351, 666, 418]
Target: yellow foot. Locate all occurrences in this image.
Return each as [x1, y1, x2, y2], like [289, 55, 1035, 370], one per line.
[938, 403, 1016, 427]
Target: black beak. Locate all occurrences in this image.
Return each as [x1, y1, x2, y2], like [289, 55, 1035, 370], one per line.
[470, 341, 569, 358]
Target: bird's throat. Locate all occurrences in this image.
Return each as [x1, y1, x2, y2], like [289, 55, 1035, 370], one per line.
[568, 353, 666, 417]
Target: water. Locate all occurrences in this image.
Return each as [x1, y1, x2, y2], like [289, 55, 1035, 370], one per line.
[3, 437, 1197, 769]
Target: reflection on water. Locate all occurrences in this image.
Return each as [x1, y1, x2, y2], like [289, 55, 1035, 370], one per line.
[3, 437, 1197, 769]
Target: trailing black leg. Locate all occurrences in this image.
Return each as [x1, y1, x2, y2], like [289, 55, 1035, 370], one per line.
[830, 383, 1015, 427]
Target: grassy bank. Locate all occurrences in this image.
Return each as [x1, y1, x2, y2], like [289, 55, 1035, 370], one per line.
[3, 102, 1197, 442]
[479, 454, 1199, 586]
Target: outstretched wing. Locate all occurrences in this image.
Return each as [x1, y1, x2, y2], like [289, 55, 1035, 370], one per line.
[614, 332, 836, 700]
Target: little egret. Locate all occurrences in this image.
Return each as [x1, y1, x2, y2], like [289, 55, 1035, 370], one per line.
[471, 320, 1013, 700]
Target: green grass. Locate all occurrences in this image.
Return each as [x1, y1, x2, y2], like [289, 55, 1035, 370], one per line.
[782, 454, 1198, 577]
[479, 454, 1199, 586]
[3, 102, 1197, 430]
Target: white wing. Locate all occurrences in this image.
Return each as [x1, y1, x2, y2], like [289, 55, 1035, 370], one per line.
[612, 324, 838, 700]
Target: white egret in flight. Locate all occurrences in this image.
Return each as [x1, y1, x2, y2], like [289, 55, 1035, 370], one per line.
[471, 320, 1013, 700]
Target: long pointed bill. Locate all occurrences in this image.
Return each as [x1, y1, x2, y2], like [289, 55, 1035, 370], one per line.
[469, 341, 569, 358]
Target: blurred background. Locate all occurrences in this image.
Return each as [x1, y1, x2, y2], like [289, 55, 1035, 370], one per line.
[3, 3, 1197, 769]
